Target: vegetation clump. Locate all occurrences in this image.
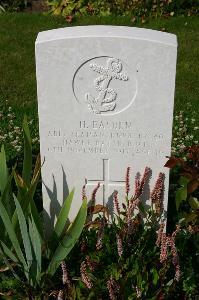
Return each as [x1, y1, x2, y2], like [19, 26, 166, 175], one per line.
[46, 0, 198, 21]
[0, 122, 198, 298]
[59, 165, 199, 299]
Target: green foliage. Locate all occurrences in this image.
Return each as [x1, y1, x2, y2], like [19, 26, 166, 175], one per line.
[0, 4, 5, 12]
[0, 195, 87, 287]
[22, 115, 32, 187]
[0, 146, 8, 194]
[53, 189, 74, 239]
[165, 145, 199, 226]
[47, 0, 198, 18]
[172, 106, 199, 156]
[0, 117, 87, 298]
[0, 0, 27, 11]
[47, 197, 87, 276]
[0, 127, 198, 297]
[59, 168, 199, 299]
[0, 103, 39, 159]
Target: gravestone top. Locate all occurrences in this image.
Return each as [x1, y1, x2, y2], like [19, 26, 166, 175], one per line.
[36, 25, 177, 230]
[36, 25, 177, 46]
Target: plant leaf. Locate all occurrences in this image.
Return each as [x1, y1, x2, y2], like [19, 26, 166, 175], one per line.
[151, 268, 159, 285]
[0, 145, 8, 195]
[179, 176, 189, 186]
[53, 189, 74, 239]
[31, 154, 41, 184]
[1, 168, 15, 212]
[14, 172, 27, 190]
[0, 198, 27, 271]
[28, 218, 37, 285]
[31, 216, 42, 282]
[14, 195, 33, 269]
[12, 170, 29, 229]
[166, 279, 174, 286]
[0, 170, 15, 242]
[164, 157, 183, 169]
[187, 179, 199, 194]
[29, 199, 43, 240]
[22, 115, 32, 188]
[185, 212, 198, 223]
[29, 154, 41, 200]
[88, 204, 109, 217]
[47, 199, 87, 276]
[189, 197, 199, 210]
[0, 245, 21, 282]
[13, 167, 42, 238]
[85, 220, 101, 229]
[29, 216, 42, 283]
[175, 187, 187, 210]
[0, 241, 19, 263]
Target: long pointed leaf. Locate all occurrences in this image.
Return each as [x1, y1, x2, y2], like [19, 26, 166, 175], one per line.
[0, 170, 15, 242]
[0, 145, 11, 237]
[31, 154, 41, 185]
[22, 115, 32, 188]
[29, 216, 42, 283]
[28, 155, 43, 239]
[14, 195, 33, 268]
[0, 198, 27, 270]
[13, 150, 42, 237]
[47, 199, 87, 276]
[28, 218, 37, 286]
[0, 145, 8, 195]
[0, 245, 21, 281]
[29, 199, 43, 240]
[0, 241, 19, 263]
[29, 154, 41, 200]
[53, 189, 74, 239]
[12, 171, 29, 229]
[1, 167, 15, 214]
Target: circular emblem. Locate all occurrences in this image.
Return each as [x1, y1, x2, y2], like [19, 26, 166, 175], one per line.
[73, 56, 137, 116]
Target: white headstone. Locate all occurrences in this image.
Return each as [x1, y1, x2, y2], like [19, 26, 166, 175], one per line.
[35, 26, 177, 229]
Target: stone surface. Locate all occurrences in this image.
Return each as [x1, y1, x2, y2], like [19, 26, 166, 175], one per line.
[35, 26, 177, 229]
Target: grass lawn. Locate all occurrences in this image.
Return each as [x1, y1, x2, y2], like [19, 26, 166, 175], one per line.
[0, 13, 198, 156]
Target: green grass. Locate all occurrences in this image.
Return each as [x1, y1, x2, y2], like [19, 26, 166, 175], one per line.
[0, 14, 198, 110]
[0, 13, 198, 155]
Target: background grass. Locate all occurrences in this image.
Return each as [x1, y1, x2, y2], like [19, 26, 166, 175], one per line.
[0, 13, 198, 156]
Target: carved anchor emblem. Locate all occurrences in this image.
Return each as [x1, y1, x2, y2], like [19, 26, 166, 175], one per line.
[85, 57, 128, 114]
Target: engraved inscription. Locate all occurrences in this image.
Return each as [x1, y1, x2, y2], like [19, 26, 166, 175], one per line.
[47, 120, 166, 158]
[85, 58, 128, 114]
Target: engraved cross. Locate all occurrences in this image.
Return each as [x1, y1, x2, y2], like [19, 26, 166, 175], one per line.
[86, 159, 125, 205]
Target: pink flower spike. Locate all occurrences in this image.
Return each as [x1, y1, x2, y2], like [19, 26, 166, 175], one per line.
[151, 172, 164, 215]
[125, 167, 131, 196]
[80, 261, 93, 289]
[82, 184, 87, 201]
[160, 233, 167, 263]
[107, 276, 119, 300]
[91, 182, 100, 203]
[116, 234, 123, 257]
[113, 191, 120, 215]
[60, 261, 71, 287]
[156, 222, 165, 247]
